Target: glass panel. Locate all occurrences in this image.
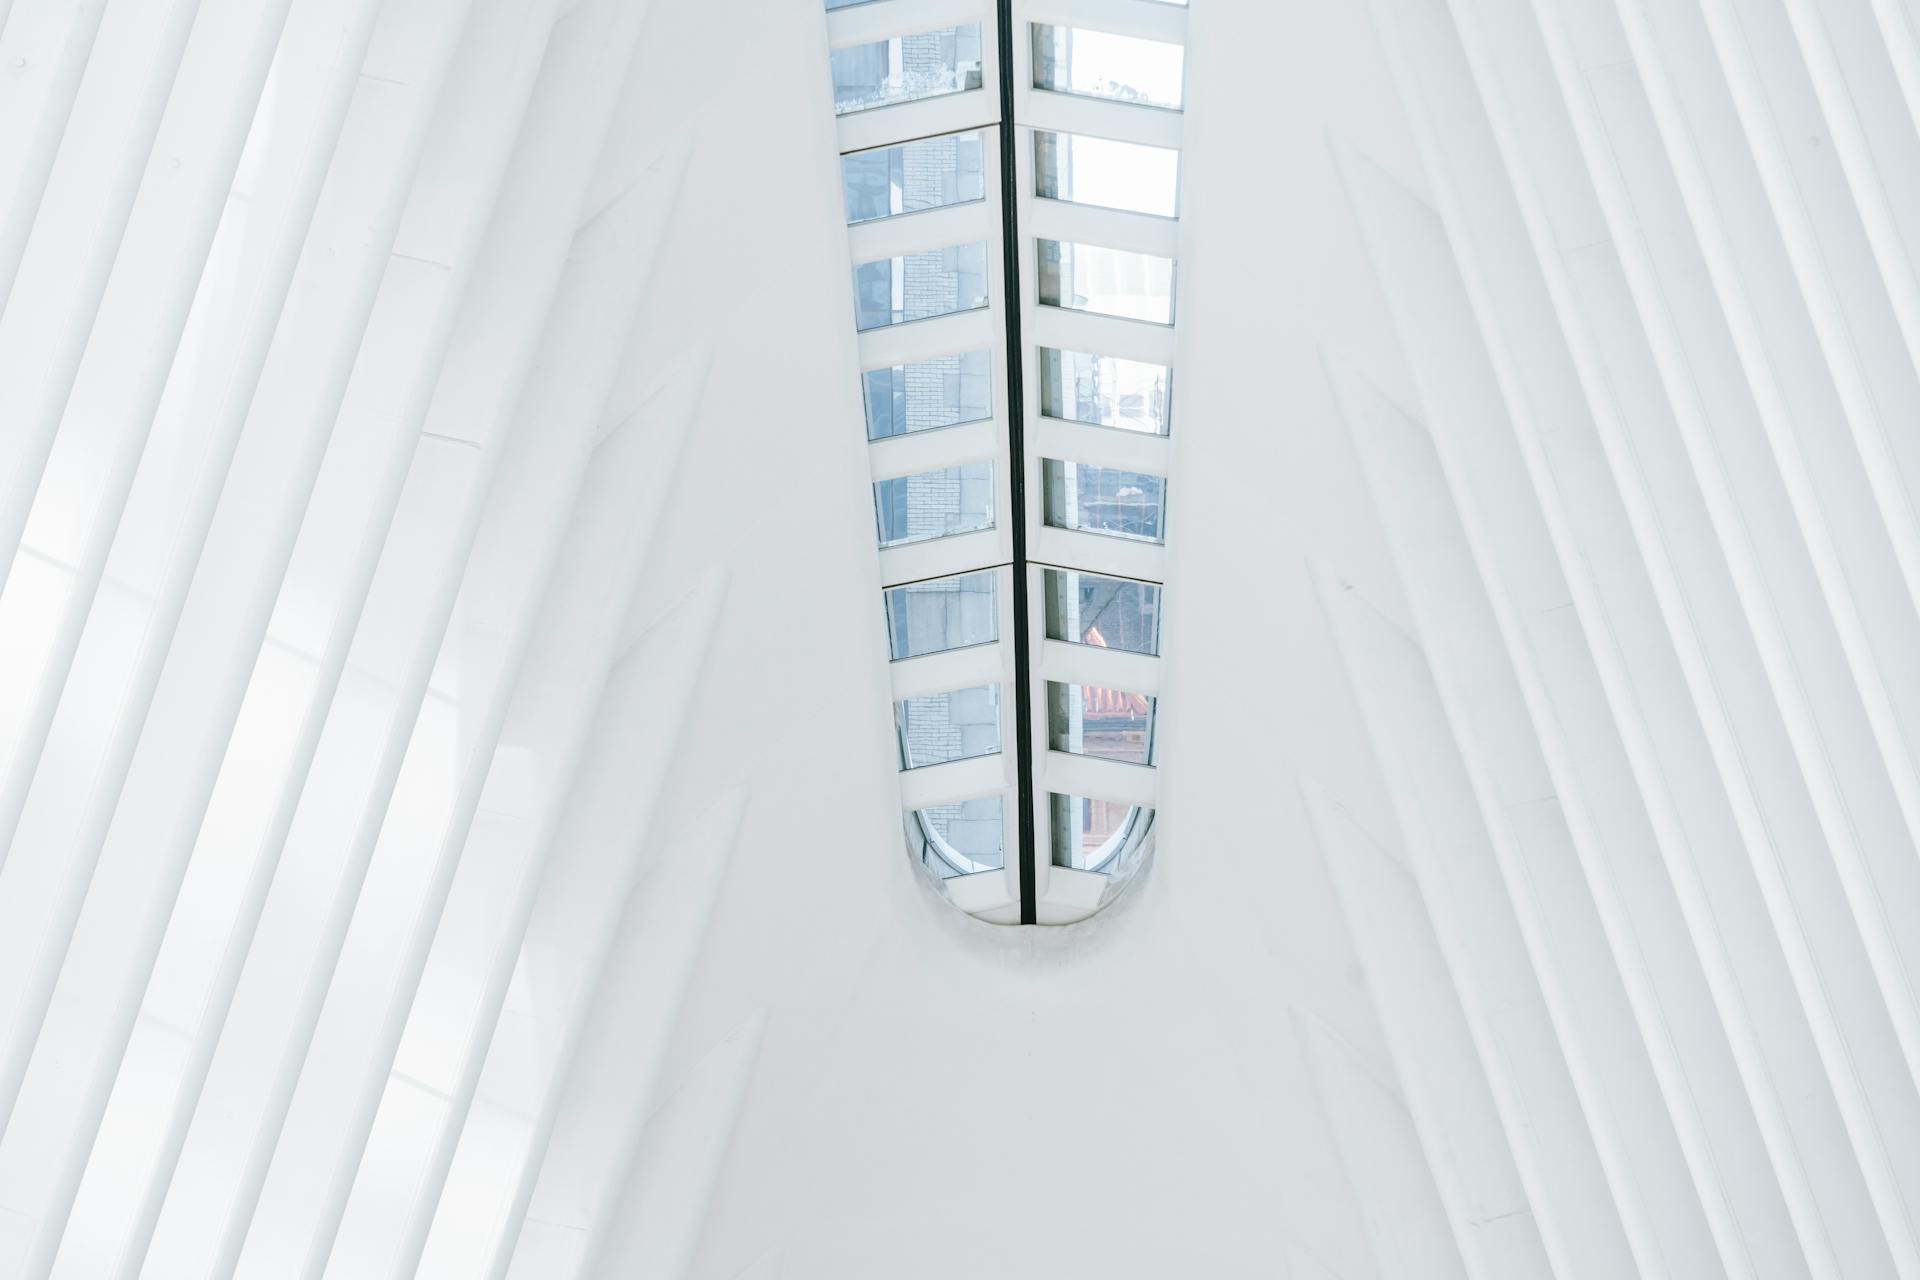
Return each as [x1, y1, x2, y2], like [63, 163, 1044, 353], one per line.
[1042, 459, 1165, 543]
[1048, 682, 1155, 764]
[907, 795, 1005, 879]
[1043, 569, 1162, 655]
[1033, 131, 1179, 217]
[826, 0, 875, 8]
[833, 25, 984, 115]
[844, 131, 988, 224]
[1050, 794, 1155, 873]
[1037, 348, 1171, 435]
[863, 350, 993, 440]
[885, 569, 998, 660]
[1031, 24, 1184, 109]
[1036, 239, 1174, 324]
[853, 242, 990, 331]
[875, 462, 995, 547]
[895, 684, 1002, 769]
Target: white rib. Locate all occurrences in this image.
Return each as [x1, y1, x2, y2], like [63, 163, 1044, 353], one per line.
[1609, 0, 1920, 1114]
[223, 5, 665, 1272]
[490, 770, 748, 1280]
[573, 1011, 767, 1280]
[1524, 1, 1920, 1266]
[130, 2, 573, 1271]
[0, 0, 110, 302]
[1301, 777, 1553, 1280]
[1419, 1, 1847, 1270]
[0, 5, 390, 1271]
[290, 206, 693, 1280]
[1761, 0, 1920, 624]
[1311, 559, 1631, 1280]
[0, 0, 202, 609]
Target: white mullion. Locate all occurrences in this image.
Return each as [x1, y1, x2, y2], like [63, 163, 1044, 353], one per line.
[1016, 0, 1185, 45]
[1026, 191, 1178, 258]
[1037, 639, 1159, 696]
[1036, 750, 1156, 809]
[847, 199, 993, 264]
[826, 0, 993, 50]
[1032, 415, 1171, 478]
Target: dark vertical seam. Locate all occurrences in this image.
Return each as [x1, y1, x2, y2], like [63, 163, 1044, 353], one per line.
[996, 0, 1037, 925]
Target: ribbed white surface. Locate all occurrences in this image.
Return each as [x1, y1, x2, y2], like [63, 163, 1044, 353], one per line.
[0, 1, 770, 1275]
[1308, 0, 1920, 1273]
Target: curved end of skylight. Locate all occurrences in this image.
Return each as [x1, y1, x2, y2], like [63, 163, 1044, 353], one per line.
[904, 794, 1158, 925]
[827, 0, 1185, 926]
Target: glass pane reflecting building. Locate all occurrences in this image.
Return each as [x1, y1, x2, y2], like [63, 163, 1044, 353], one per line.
[907, 796, 1006, 879]
[885, 569, 998, 660]
[833, 25, 985, 115]
[1037, 348, 1171, 435]
[844, 131, 988, 224]
[1036, 239, 1175, 324]
[853, 242, 990, 331]
[896, 684, 1002, 769]
[1042, 460, 1166, 543]
[863, 350, 993, 440]
[1047, 682, 1156, 765]
[1049, 794, 1155, 874]
[1031, 24, 1185, 108]
[1033, 131, 1179, 217]
[1043, 569, 1162, 655]
[875, 463, 995, 546]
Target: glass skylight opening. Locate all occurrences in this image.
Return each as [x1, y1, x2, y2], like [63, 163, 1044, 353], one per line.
[1036, 239, 1175, 324]
[1037, 348, 1171, 435]
[874, 462, 995, 547]
[895, 684, 1003, 769]
[853, 242, 991, 331]
[907, 796, 1006, 879]
[1033, 131, 1180, 218]
[1043, 569, 1162, 655]
[1049, 795, 1155, 873]
[833, 25, 985, 115]
[863, 350, 993, 440]
[1030, 25, 1185, 109]
[844, 131, 989, 224]
[1042, 460, 1167, 543]
[827, 0, 1184, 922]
[885, 569, 998, 660]
[1047, 682, 1156, 765]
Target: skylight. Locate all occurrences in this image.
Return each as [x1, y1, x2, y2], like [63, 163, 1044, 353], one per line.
[823, 0, 1185, 923]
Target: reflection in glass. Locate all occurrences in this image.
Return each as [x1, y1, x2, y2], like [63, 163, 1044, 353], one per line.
[1044, 569, 1162, 655]
[875, 462, 995, 547]
[885, 569, 997, 660]
[1033, 131, 1179, 217]
[907, 794, 1005, 879]
[1042, 459, 1165, 543]
[854, 242, 990, 331]
[1050, 794, 1155, 874]
[896, 684, 1002, 769]
[864, 350, 992, 440]
[833, 25, 984, 115]
[1036, 239, 1174, 324]
[844, 131, 988, 224]
[1038, 348, 1170, 435]
[1031, 24, 1184, 109]
[1048, 682, 1155, 765]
